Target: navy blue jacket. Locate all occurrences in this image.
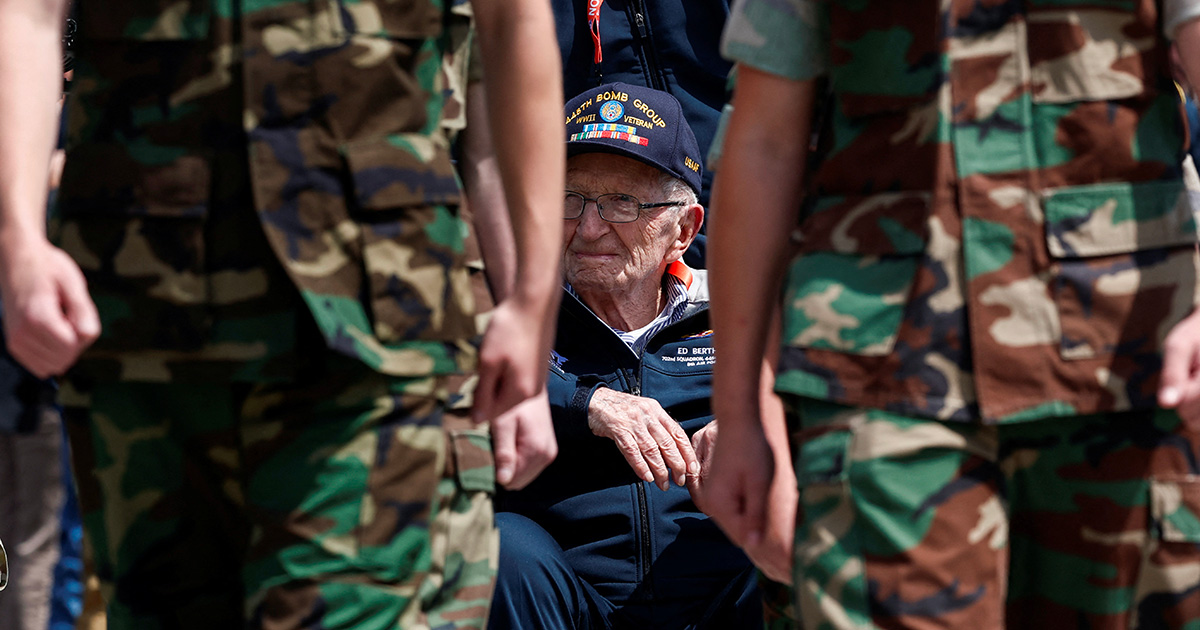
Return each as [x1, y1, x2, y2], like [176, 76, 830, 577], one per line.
[498, 269, 756, 629]
[552, 0, 732, 209]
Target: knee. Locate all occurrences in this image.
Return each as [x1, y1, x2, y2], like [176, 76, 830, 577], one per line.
[496, 512, 567, 588]
[491, 513, 587, 629]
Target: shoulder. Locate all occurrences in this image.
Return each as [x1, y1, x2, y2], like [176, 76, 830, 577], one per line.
[721, 0, 828, 81]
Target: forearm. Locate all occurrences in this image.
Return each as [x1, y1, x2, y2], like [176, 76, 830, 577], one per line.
[462, 82, 517, 302]
[709, 66, 815, 423]
[0, 0, 66, 259]
[1177, 16, 1200, 95]
[473, 0, 563, 321]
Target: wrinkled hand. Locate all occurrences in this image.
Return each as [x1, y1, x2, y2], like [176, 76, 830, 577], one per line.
[1159, 308, 1200, 430]
[689, 419, 795, 584]
[473, 297, 553, 425]
[0, 238, 99, 378]
[491, 389, 557, 489]
[588, 388, 700, 491]
[703, 419, 774, 549]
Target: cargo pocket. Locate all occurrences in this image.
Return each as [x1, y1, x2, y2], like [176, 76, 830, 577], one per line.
[792, 422, 866, 614]
[54, 144, 213, 352]
[1026, 4, 1158, 104]
[1151, 475, 1200, 543]
[342, 134, 476, 345]
[826, 0, 944, 119]
[1043, 180, 1198, 360]
[77, 0, 210, 40]
[419, 428, 497, 622]
[1138, 475, 1200, 621]
[783, 191, 930, 356]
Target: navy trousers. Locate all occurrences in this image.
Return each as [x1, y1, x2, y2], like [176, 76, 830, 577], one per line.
[489, 512, 761, 630]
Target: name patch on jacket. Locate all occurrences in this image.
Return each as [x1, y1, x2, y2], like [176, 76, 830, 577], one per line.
[658, 346, 715, 368]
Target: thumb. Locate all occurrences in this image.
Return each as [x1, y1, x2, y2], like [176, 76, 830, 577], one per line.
[491, 412, 516, 487]
[1161, 333, 1195, 408]
[58, 266, 99, 343]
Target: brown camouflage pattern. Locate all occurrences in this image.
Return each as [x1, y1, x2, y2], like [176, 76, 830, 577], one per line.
[56, 0, 478, 384]
[59, 360, 469, 629]
[727, 0, 1200, 424]
[786, 396, 1200, 629]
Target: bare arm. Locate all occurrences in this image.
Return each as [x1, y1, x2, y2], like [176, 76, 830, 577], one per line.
[462, 81, 516, 303]
[1158, 15, 1200, 427]
[705, 65, 815, 547]
[691, 316, 797, 583]
[0, 0, 99, 378]
[471, 0, 564, 487]
[1175, 11, 1200, 93]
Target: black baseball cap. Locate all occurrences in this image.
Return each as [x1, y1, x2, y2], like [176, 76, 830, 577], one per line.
[564, 82, 702, 196]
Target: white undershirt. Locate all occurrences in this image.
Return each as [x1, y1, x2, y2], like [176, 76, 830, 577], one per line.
[567, 273, 690, 356]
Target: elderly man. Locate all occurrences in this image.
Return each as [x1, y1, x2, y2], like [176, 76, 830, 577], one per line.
[487, 83, 761, 630]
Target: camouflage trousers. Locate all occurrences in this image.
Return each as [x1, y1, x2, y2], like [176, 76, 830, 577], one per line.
[785, 397, 1200, 630]
[60, 363, 498, 630]
[761, 573, 799, 630]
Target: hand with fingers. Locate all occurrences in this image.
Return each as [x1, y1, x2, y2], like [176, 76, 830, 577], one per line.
[491, 388, 558, 489]
[473, 297, 555, 426]
[702, 413, 774, 550]
[0, 237, 99, 378]
[685, 420, 718, 508]
[588, 387, 701, 491]
[687, 418, 795, 584]
[1159, 308, 1200, 430]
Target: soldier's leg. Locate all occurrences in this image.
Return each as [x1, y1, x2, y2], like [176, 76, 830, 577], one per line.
[406, 407, 499, 630]
[758, 574, 798, 630]
[239, 363, 451, 630]
[61, 382, 248, 630]
[786, 397, 1006, 630]
[1002, 408, 1200, 628]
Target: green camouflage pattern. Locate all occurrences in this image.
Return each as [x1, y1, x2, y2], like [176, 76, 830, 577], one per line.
[438, 0, 495, 337]
[724, 0, 1199, 424]
[55, 0, 478, 384]
[760, 573, 801, 630]
[440, 0, 482, 145]
[60, 365, 498, 629]
[786, 396, 1200, 629]
[408, 410, 499, 630]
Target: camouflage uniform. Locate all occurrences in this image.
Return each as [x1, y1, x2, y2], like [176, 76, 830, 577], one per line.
[723, 0, 1200, 627]
[53, 1, 493, 627]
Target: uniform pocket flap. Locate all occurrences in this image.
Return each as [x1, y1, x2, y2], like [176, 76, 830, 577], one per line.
[827, 1, 943, 119]
[447, 429, 495, 493]
[1043, 180, 1197, 258]
[1152, 474, 1200, 543]
[342, 134, 462, 211]
[1027, 8, 1155, 104]
[58, 144, 211, 218]
[798, 191, 931, 256]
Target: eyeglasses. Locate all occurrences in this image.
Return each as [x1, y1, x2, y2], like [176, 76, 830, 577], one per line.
[564, 191, 684, 223]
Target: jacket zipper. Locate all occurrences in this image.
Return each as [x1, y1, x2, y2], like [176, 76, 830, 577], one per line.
[635, 481, 654, 595]
[630, 364, 651, 592]
[629, 0, 668, 92]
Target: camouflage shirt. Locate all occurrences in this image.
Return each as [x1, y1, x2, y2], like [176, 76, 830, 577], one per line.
[724, 0, 1200, 423]
[55, 0, 477, 383]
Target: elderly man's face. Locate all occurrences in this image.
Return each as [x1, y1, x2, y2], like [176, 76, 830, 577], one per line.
[563, 153, 693, 295]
